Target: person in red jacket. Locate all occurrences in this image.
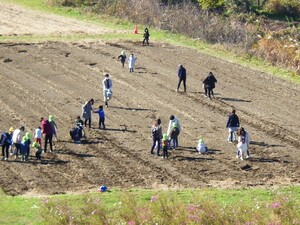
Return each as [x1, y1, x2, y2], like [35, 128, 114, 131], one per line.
[41, 118, 54, 153]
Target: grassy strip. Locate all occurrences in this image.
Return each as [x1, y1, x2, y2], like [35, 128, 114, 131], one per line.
[1, 187, 300, 224]
[1, 0, 300, 84]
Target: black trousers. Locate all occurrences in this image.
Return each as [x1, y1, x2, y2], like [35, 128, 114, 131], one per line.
[99, 117, 105, 129]
[177, 77, 186, 92]
[44, 134, 53, 152]
[204, 87, 214, 98]
[85, 118, 91, 128]
[151, 137, 161, 156]
[2, 144, 9, 158]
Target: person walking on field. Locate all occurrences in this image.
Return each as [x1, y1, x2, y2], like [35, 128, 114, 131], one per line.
[176, 64, 187, 92]
[226, 109, 240, 143]
[102, 74, 113, 108]
[142, 28, 150, 46]
[82, 99, 94, 128]
[128, 53, 137, 73]
[118, 50, 127, 68]
[203, 71, 217, 98]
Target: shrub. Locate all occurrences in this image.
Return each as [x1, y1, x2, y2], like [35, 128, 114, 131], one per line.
[264, 0, 300, 18]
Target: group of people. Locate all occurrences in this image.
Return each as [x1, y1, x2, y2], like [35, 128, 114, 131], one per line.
[0, 115, 58, 161]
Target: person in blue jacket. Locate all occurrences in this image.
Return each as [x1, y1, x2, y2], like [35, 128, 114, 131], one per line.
[226, 109, 240, 143]
[0, 127, 14, 160]
[94, 105, 106, 129]
[176, 64, 187, 92]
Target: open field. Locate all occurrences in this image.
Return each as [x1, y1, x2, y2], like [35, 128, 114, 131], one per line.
[0, 1, 300, 197]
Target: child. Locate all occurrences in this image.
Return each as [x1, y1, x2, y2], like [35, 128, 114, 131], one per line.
[128, 53, 137, 73]
[162, 133, 169, 159]
[34, 126, 42, 146]
[169, 122, 179, 150]
[49, 115, 58, 140]
[20, 132, 31, 162]
[94, 105, 106, 129]
[117, 50, 127, 68]
[236, 129, 248, 161]
[32, 141, 43, 160]
[196, 138, 208, 154]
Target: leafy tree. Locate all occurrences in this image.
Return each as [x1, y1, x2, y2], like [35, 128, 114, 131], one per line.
[198, 0, 225, 10]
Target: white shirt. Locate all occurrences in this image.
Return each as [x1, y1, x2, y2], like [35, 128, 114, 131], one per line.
[34, 128, 42, 139]
[167, 117, 181, 136]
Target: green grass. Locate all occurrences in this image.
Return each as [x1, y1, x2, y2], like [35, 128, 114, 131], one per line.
[1, 187, 300, 224]
[1, 0, 300, 84]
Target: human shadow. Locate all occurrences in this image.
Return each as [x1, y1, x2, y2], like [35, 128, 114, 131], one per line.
[56, 150, 96, 158]
[102, 127, 137, 133]
[6, 158, 69, 165]
[219, 97, 251, 103]
[110, 106, 156, 112]
[249, 157, 288, 163]
[173, 155, 214, 161]
[250, 141, 285, 147]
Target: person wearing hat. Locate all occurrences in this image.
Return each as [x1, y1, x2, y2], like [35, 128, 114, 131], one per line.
[49, 115, 58, 141]
[12, 126, 25, 158]
[20, 132, 31, 162]
[117, 50, 127, 68]
[176, 64, 187, 92]
[162, 133, 169, 159]
[0, 127, 14, 160]
[102, 74, 113, 108]
[196, 138, 208, 154]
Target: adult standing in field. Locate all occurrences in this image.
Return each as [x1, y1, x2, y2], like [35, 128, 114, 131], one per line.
[226, 109, 240, 143]
[12, 126, 25, 158]
[176, 64, 187, 92]
[128, 53, 137, 73]
[102, 74, 113, 108]
[142, 28, 150, 46]
[41, 118, 54, 153]
[150, 119, 162, 156]
[167, 115, 181, 146]
[0, 127, 14, 160]
[203, 71, 217, 98]
[82, 99, 94, 128]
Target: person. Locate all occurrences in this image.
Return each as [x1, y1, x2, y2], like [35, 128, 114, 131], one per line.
[176, 64, 187, 92]
[162, 133, 169, 159]
[49, 115, 58, 140]
[239, 127, 250, 158]
[236, 129, 248, 160]
[226, 109, 240, 143]
[102, 74, 113, 108]
[0, 127, 14, 160]
[82, 99, 94, 128]
[150, 119, 162, 156]
[167, 115, 181, 146]
[20, 132, 31, 162]
[70, 120, 84, 144]
[118, 50, 127, 68]
[94, 105, 106, 129]
[32, 141, 43, 160]
[41, 118, 54, 153]
[196, 138, 208, 154]
[142, 28, 150, 46]
[203, 71, 217, 98]
[128, 53, 137, 73]
[12, 126, 25, 158]
[169, 122, 179, 150]
[34, 126, 42, 146]
[75, 115, 85, 137]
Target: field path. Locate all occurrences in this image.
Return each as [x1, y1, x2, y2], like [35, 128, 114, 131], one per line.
[0, 2, 300, 196]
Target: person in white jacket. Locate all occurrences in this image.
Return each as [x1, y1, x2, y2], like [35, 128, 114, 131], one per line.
[12, 126, 25, 158]
[167, 115, 181, 146]
[102, 74, 113, 108]
[196, 138, 208, 154]
[128, 53, 137, 73]
[236, 128, 250, 160]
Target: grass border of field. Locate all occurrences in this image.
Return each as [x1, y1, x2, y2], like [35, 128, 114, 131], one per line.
[1, 0, 300, 84]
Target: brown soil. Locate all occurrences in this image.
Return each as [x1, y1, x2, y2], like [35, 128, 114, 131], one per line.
[0, 2, 300, 196]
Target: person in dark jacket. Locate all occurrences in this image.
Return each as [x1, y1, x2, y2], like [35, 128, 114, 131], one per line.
[176, 64, 187, 92]
[142, 28, 150, 46]
[41, 118, 54, 152]
[0, 127, 14, 160]
[150, 119, 162, 156]
[203, 71, 217, 98]
[117, 50, 127, 68]
[226, 109, 240, 143]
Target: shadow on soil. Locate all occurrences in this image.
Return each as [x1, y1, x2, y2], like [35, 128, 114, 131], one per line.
[110, 106, 156, 112]
[219, 97, 252, 102]
[250, 141, 285, 147]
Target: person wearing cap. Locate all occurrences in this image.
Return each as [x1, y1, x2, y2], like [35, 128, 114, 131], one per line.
[128, 53, 137, 73]
[0, 127, 14, 160]
[82, 99, 94, 128]
[49, 115, 58, 141]
[176, 64, 187, 92]
[196, 138, 208, 154]
[20, 132, 31, 161]
[169, 122, 179, 150]
[118, 50, 127, 68]
[102, 74, 113, 108]
[226, 109, 240, 143]
[12, 126, 25, 158]
[162, 133, 169, 159]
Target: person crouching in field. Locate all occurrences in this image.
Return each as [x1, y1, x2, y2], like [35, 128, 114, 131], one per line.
[32, 141, 43, 160]
[197, 138, 208, 154]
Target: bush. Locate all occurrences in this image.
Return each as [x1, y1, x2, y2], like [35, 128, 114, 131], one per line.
[264, 0, 300, 18]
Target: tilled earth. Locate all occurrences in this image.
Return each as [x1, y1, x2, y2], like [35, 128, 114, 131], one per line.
[0, 2, 300, 196]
